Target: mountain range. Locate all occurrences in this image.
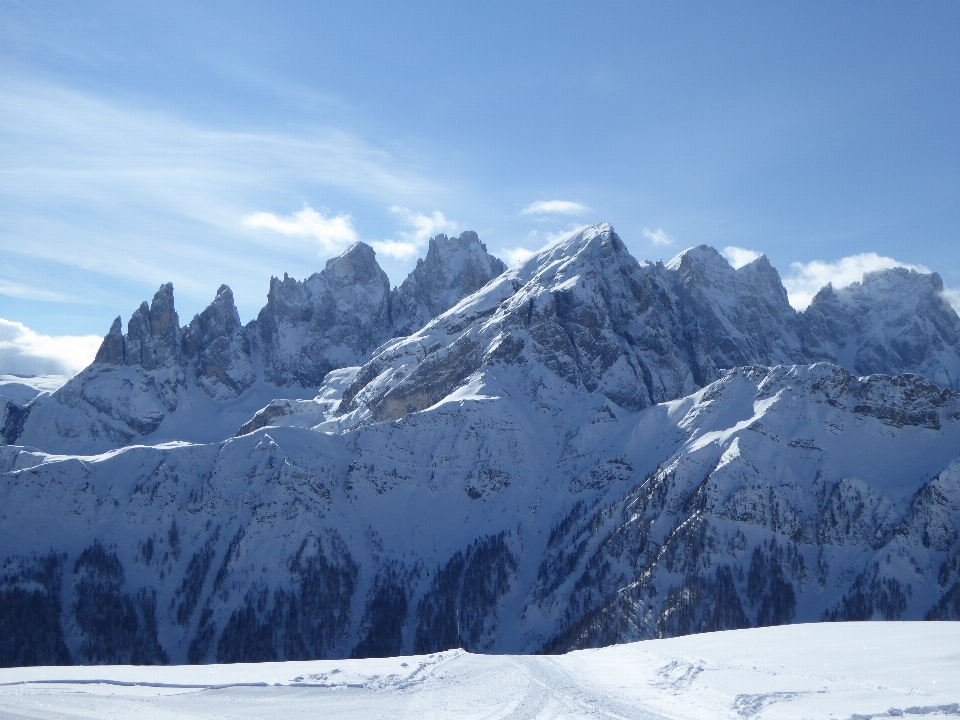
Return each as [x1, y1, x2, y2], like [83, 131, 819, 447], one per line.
[2, 222, 959, 667]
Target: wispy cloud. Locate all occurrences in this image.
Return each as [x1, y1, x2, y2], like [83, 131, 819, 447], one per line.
[521, 200, 589, 216]
[0, 279, 80, 303]
[242, 205, 358, 254]
[0, 76, 443, 318]
[783, 253, 931, 310]
[500, 247, 537, 266]
[0, 318, 101, 376]
[370, 239, 420, 261]
[721, 246, 762, 269]
[643, 227, 674, 246]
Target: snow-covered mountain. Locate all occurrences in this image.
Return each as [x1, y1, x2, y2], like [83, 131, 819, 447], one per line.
[2, 222, 960, 668]
[800, 266, 960, 390]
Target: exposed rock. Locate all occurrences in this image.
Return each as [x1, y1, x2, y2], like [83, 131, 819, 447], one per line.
[182, 285, 254, 399]
[256, 242, 393, 387]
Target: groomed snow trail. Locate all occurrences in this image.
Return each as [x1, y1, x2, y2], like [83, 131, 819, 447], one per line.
[0, 623, 957, 719]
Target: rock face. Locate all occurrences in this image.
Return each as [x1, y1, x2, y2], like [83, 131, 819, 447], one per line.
[182, 285, 255, 400]
[666, 245, 805, 374]
[390, 231, 507, 336]
[13, 284, 256, 452]
[337, 225, 960, 427]
[256, 242, 393, 388]
[8, 238, 508, 454]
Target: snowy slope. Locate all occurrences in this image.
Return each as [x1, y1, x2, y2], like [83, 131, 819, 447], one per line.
[0, 622, 957, 720]
[0, 375, 68, 445]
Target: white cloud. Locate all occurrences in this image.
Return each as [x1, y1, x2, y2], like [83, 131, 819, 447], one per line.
[521, 200, 589, 216]
[722, 246, 762, 269]
[783, 253, 931, 310]
[500, 247, 537, 266]
[242, 205, 358, 254]
[940, 287, 960, 315]
[0, 319, 101, 377]
[643, 227, 674, 246]
[370, 239, 420, 260]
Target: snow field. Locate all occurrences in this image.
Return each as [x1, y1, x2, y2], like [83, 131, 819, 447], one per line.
[0, 622, 956, 719]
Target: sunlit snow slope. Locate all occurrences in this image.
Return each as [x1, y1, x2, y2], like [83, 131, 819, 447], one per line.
[0, 622, 956, 720]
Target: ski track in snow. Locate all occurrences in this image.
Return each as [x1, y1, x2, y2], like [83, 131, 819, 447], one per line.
[0, 622, 957, 719]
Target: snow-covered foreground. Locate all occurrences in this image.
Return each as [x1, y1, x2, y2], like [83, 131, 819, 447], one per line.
[0, 623, 956, 719]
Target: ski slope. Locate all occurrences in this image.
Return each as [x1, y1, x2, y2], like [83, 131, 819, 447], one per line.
[0, 622, 956, 719]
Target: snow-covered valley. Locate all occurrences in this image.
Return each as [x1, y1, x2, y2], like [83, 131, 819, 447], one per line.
[0, 622, 956, 719]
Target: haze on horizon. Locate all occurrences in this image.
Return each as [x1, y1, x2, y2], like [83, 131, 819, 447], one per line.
[1, 2, 959, 376]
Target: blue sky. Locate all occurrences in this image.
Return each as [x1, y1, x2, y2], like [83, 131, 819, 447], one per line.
[2, 2, 959, 374]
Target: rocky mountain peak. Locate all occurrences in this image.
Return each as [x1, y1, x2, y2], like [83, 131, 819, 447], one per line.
[663, 244, 802, 372]
[665, 243, 729, 277]
[736, 254, 791, 306]
[182, 284, 254, 400]
[257, 242, 393, 387]
[390, 231, 507, 336]
[94, 316, 125, 365]
[121, 283, 182, 370]
[183, 285, 242, 355]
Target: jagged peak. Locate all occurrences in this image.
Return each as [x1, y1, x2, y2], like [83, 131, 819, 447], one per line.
[426, 230, 482, 256]
[186, 283, 241, 343]
[319, 241, 385, 286]
[736, 253, 774, 273]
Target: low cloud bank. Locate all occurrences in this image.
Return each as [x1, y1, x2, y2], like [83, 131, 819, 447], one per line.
[0, 319, 101, 377]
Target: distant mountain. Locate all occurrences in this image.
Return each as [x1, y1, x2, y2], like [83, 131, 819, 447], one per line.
[2, 222, 960, 667]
